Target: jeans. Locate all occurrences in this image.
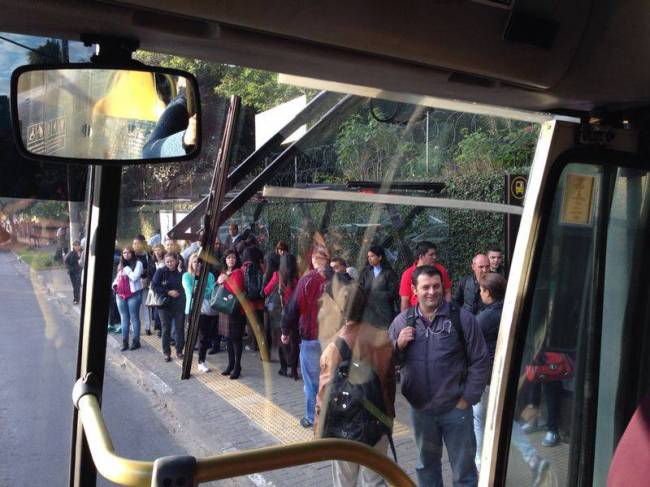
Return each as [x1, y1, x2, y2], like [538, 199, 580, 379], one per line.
[299, 339, 321, 424]
[116, 290, 142, 343]
[473, 387, 537, 470]
[158, 297, 186, 355]
[411, 405, 478, 487]
[141, 286, 152, 331]
[68, 270, 81, 302]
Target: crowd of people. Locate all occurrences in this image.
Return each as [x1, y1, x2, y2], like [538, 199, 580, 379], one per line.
[96, 221, 555, 487]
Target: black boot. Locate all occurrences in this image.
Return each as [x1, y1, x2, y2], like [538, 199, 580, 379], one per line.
[230, 337, 243, 380]
[121, 340, 128, 351]
[130, 339, 140, 350]
[222, 338, 234, 375]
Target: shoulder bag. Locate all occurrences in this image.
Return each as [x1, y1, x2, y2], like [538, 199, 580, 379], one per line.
[210, 285, 239, 315]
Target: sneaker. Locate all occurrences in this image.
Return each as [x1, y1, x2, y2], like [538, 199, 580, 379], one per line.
[129, 339, 140, 350]
[197, 362, 210, 373]
[521, 417, 539, 435]
[73, 300, 79, 305]
[164, 354, 171, 362]
[299, 417, 313, 428]
[530, 457, 550, 487]
[145, 329, 152, 336]
[542, 431, 559, 447]
[176, 352, 184, 360]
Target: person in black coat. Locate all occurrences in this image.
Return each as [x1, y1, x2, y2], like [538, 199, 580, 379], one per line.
[358, 245, 399, 329]
[64, 240, 83, 304]
[151, 252, 186, 362]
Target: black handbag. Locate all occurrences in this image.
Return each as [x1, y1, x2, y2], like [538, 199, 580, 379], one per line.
[210, 285, 239, 315]
[145, 288, 169, 307]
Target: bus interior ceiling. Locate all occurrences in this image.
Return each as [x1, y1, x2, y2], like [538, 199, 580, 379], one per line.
[0, 0, 648, 119]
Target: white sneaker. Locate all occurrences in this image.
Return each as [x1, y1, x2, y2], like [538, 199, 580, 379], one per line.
[197, 362, 210, 373]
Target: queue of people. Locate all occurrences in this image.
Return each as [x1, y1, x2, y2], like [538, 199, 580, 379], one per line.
[93, 225, 556, 487]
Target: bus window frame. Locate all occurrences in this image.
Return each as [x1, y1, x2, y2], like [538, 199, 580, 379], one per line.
[485, 140, 646, 486]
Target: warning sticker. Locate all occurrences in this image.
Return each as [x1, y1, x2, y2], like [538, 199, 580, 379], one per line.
[26, 116, 66, 155]
[560, 174, 596, 226]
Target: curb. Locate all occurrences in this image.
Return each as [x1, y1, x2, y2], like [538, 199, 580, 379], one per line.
[12, 252, 172, 398]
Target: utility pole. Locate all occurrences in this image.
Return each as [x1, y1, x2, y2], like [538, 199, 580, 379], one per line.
[61, 38, 82, 247]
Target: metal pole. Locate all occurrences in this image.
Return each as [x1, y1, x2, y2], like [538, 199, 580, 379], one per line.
[425, 110, 429, 175]
[69, 165, 122, 487]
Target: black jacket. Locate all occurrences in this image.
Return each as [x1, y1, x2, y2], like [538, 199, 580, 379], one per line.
[358, 265, 399, 329]
[64, 250, 82, 274]
[476, 300, 503, 375]
[453, 275, 484, 315]
[151, 266, 184, 297]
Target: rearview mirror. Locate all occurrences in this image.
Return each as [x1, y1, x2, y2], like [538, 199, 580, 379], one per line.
[11, 64, 201, 164]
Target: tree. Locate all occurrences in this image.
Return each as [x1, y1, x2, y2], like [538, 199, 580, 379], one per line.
[215, 67, 313, 112]
[27, 39, 62, 64]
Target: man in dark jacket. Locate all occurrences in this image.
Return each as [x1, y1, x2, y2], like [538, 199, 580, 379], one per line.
[389, 265, 489, 487]
[281, 245, 330, 429]
[473, 273, 549, 483]
[453, 253, 491, 315]
[64, 240, 83, 304]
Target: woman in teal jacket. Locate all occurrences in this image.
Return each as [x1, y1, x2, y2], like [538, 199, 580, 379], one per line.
[182, 253, 217, 373]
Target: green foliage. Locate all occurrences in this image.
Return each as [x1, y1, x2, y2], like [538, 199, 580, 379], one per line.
[17, 200, 68, 220]
[453, 125, 539, 172]
[334, 113, 425, 181]
[15, 246, 61, 270]
[215, 67, 313, 112]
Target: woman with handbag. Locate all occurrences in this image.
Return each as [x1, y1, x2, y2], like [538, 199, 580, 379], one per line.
[149, 244, 167, 336]
[151, 252, 186, 362]
[216, 249, 245, 379]
[112, 246, 144, 352]
[263, 253, 299, 379]
[182, 253, 217, 373]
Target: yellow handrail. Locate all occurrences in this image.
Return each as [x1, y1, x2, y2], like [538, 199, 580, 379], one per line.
[76, 394, 415, 487]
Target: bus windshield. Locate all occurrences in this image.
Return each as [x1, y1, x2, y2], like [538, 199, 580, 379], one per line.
[1, 35, 554, 487]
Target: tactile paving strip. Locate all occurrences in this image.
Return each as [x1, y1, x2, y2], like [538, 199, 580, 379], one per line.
[141, 334, 411, 444]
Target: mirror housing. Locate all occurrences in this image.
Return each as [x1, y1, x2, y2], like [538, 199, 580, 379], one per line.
[10, 64, 201, 165]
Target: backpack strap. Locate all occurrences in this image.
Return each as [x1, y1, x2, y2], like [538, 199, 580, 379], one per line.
[386, 431, 398, 463]
[406, 306, 417, 328]
[448, 304, 468, 380]
[334, 336, 352, 363]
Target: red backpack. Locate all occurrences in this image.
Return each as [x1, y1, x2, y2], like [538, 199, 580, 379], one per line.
[525, 352, 574, 382]
[115, 272, 133, 300]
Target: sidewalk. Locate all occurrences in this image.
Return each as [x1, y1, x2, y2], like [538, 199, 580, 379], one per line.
[30, 262, 565, 486]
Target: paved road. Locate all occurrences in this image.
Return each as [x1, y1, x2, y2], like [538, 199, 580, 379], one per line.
[0, 251, 237, 486]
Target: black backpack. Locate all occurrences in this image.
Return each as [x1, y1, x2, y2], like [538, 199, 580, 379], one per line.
[244, 263, 264, 300]
[320, 337, 397, 462]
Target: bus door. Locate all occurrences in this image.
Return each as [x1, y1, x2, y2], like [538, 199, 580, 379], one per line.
[481, 120, 650, 486]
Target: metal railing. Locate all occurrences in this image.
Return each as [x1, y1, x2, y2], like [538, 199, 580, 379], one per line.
[74, 380, 415, 487]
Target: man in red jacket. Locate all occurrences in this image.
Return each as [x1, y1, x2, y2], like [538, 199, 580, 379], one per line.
[282, 245, 330, 428]
[399, 241, 452, 310]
